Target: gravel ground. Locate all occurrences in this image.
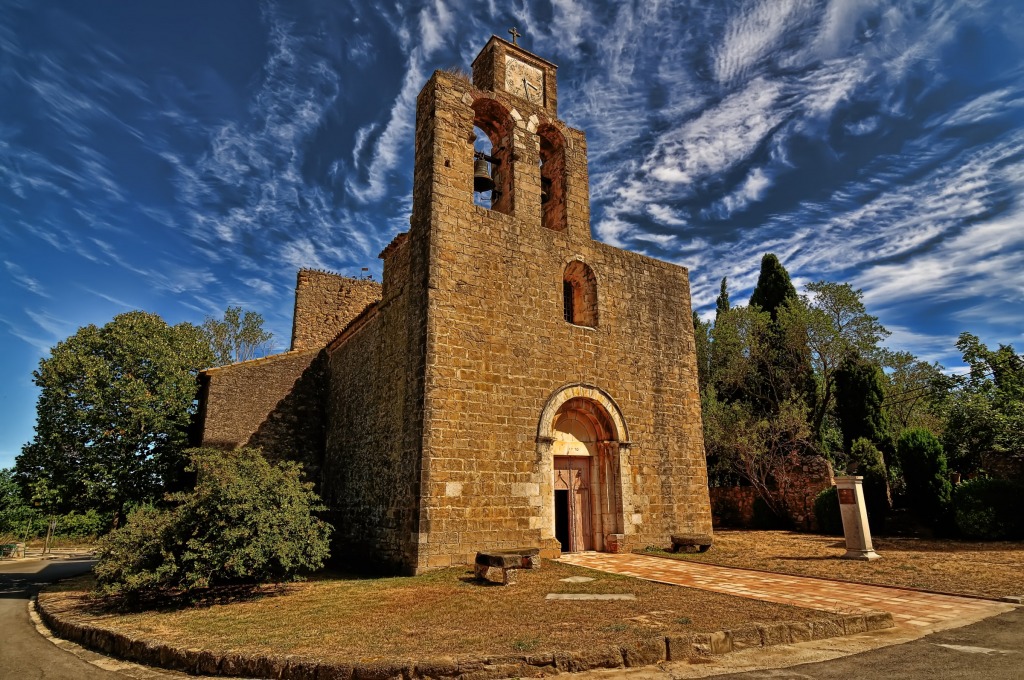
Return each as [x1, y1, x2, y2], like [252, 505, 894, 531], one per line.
[649, 530, 1024, 599]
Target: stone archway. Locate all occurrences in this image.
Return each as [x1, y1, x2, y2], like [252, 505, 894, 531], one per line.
[536, 384, 632, 554]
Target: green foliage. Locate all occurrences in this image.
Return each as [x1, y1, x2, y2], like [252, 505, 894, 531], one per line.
[880, 350, 945, 439]
[203, 306, 273, 366]
[835, 357, 890, 454]
[849, 438, 890, 532]
[940, 333, 1024, 477]
[780, 281, 889, 441]
[896, 429, 952, 525]
[813, 487, 843, 535]
[95, 448, 332, 599]
[952, 478, 1024, 540]
[16, 311, 215, 520]
[703, 387, 814, 518]
[715, 276, 730, 319]
[748, 254, 798, 322]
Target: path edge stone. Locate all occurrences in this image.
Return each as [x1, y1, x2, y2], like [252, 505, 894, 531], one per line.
[34, 592, 894, 679]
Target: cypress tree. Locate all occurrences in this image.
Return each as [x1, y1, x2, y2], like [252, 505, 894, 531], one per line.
[749, 253, 798, 320]
[715, 277, 730, 320]
[835, 355, 890, 455]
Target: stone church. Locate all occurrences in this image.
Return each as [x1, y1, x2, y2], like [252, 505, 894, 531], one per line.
[194, 36, 713, 574]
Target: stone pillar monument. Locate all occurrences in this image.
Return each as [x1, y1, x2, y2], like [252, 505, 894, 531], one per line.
[835, 476, 880, 561]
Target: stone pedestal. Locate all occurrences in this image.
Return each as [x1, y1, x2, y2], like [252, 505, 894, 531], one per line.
[835, 476, 880, 561]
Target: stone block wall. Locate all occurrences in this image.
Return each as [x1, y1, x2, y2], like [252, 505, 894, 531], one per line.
[404, 70, 712, 571]
[709, 455, 835, 531]
[321, 231, 430, 574]
[195, 349, 324, 451]
[291, 270, 381, 351]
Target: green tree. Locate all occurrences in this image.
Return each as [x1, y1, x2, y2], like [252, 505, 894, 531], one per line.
[896, 428, 952, 525]
[880, 350, 946, 438]
[202, 306, 273, 366]
[748, 253, 797, 322]
[834, 355, 890, 454]
[95, 448, 332, 600]
[715, 276, 730, 320]
[941, 333, 1024, 477]
[745, 255, 816, 416]
[15, 311, 215, 522]
[779, 281, 888, 439]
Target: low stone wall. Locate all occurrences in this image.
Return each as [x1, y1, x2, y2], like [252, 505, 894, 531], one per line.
[711, 455, 835, 532]
[35, 593, 892, 679]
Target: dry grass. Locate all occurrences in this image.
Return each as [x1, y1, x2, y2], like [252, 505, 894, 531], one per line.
[41, 560, 823, 662]
[649, 530, 1024, 599]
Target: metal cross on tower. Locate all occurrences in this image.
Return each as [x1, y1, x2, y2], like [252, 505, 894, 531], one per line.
[508, 27, 521, 45]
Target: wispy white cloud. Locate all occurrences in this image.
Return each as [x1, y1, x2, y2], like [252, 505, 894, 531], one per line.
[3, 261, 49, 298]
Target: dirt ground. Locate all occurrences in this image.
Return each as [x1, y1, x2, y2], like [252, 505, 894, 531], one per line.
[651, 530, 1024, 599]
[38, 559, 825, 662]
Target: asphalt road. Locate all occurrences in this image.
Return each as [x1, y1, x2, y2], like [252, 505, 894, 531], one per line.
[0, 556, 119, 679]
[709, 607, 1024, 679]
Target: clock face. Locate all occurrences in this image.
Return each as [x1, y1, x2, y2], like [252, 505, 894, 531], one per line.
[505, 54, 544, 105]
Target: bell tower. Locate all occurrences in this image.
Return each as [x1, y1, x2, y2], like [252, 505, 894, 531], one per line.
[407, 33, 590, 242]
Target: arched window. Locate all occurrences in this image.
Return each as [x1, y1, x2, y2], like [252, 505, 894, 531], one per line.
[471, 98, 514, 215]
[562, 261, 597, 327]
[538, 124, 567, 231]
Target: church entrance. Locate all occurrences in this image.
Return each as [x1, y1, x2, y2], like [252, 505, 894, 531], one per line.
[549, 395, 622, 553]
[554, 456, 592, 552]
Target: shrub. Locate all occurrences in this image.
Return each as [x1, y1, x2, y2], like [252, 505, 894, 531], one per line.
[95, 448, 332, 599]
[896, 429, 952, 526]
[849, 438, 890, 533]
[54, 509, 112, 538]
[814, 487, 843, 535]
[953, 478, 1024, 540]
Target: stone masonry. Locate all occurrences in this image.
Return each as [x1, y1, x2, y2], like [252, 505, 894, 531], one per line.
[196, 36, 714, 574]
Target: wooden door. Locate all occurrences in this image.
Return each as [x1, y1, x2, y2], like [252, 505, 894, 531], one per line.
[554, 456, 592, 552]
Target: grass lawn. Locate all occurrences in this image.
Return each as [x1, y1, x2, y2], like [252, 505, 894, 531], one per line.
[40, 559, 824, 662]
[648, 530, 1024, 599]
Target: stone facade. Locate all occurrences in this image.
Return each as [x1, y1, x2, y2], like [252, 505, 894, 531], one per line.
[196, 36, 713, 574]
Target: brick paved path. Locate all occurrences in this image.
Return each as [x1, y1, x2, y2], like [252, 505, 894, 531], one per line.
[560, 552, 1011, 631]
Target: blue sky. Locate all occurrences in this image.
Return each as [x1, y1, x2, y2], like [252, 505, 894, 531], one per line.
[2, 0, 1023, 469]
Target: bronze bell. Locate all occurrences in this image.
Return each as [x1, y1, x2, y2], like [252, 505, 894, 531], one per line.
[473, 158, 495, 193]
[541, 177, 552, 204]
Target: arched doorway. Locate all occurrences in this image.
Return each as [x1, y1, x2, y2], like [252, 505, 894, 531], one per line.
[537, 385, 631, 553]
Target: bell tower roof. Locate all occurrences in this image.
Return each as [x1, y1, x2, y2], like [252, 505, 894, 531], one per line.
[471, 34, 558, 115]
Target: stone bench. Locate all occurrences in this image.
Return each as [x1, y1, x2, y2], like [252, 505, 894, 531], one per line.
[670, 534, 713, 553]
[474, 548, 541, 585]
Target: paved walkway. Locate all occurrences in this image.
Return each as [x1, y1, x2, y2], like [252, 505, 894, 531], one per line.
[560, 552, 1013, 632]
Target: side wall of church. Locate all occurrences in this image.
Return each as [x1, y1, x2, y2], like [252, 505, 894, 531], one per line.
[290, 270, 382, 351]
[321, 234, 430, 574]
[411, 71, 712, 571]
[195, 349, 324, 451]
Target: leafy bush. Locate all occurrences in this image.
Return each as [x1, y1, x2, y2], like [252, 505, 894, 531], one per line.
[95, 448, 332, 599]
[896, 429, 952, 526]
[953, 478, 1024, 540]
[814, 487, 843, 535]
[849, 438, 890, 533]
[54, 509, 112, 538]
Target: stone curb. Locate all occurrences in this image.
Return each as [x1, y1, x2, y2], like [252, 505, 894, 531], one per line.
[35, 594, 893, 679]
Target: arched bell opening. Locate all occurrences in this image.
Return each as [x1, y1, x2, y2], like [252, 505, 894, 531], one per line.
[537, 385, 631, 554]
[538, 124, 567, 231]
[471, 97, 514, 215]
